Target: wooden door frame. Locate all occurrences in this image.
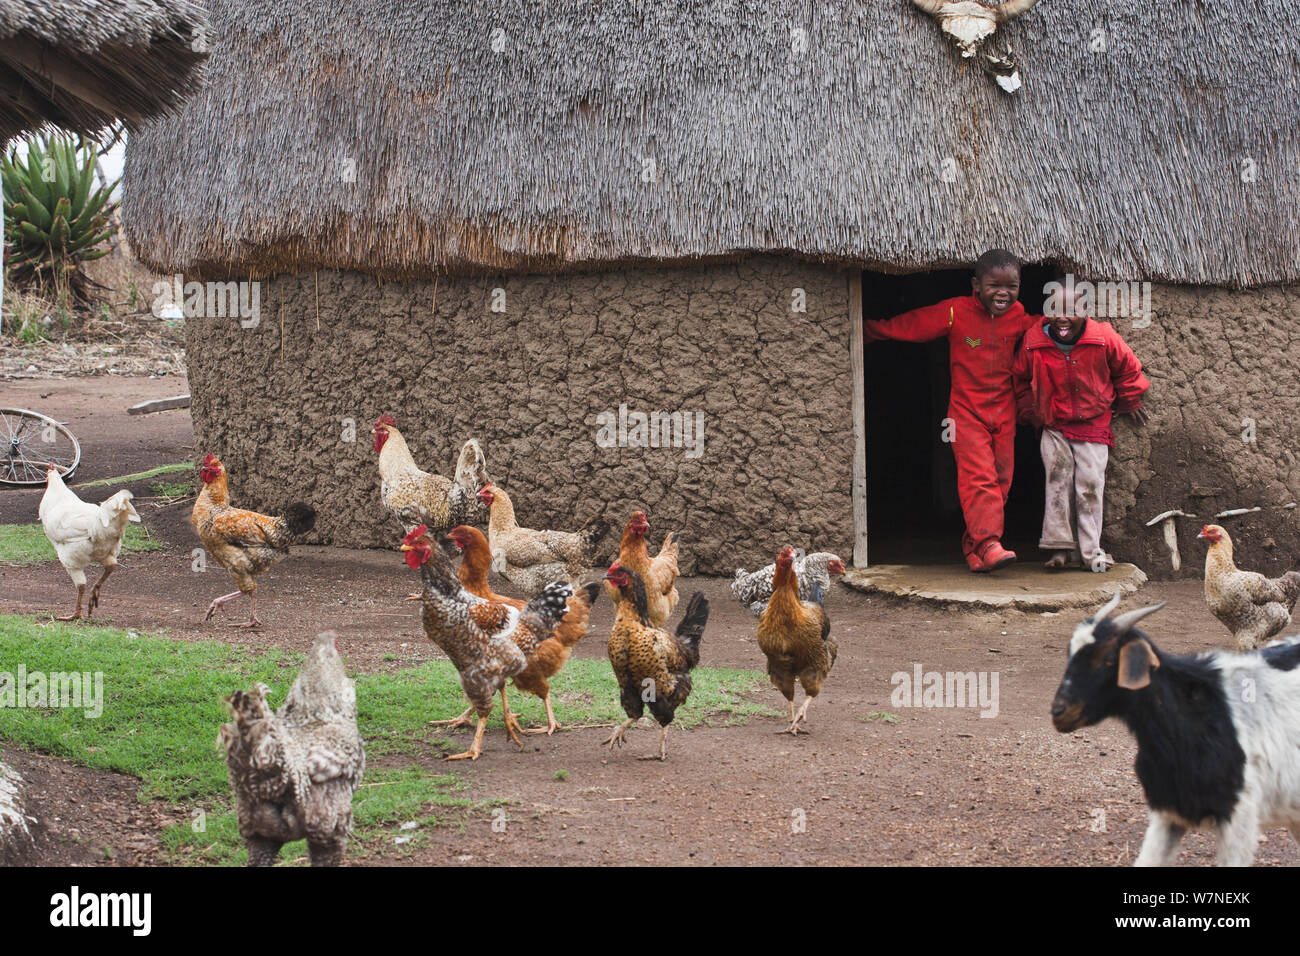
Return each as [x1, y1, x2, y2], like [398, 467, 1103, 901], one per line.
[848, 270, 867, 567]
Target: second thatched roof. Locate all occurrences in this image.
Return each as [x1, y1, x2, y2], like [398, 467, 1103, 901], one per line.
[0, 0, 208, 141]
[123, 0, 1300, 287]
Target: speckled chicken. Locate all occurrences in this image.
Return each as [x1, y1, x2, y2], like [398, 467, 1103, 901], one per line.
[191, 454, 315, 628]
[450, 525, 601, 735]
[401, 525, 573, 760]
[756, 546, 837, 735]
[1199, 524, 1300, 650]
[481, 482, 611, 594]
[603, 563, 709, 760]
[732, 551, 846, 616]
[604, 511, 680, 627]
[218, 631, 364, 867]
[372, 414, 489, 536]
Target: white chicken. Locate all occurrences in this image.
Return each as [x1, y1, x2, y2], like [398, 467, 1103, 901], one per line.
[38, 465, 141, 621]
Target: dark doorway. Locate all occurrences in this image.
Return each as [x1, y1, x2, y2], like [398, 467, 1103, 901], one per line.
[862, 266, 1055, 564]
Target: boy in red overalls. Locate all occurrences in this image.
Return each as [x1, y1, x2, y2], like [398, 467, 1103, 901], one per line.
[865, 249, 1036, 572]
[1012, 288, 1149, 571]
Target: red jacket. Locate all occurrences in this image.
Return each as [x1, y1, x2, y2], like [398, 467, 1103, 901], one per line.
[865, 295, 1038, 426]
[1012, 319, 1149, 445]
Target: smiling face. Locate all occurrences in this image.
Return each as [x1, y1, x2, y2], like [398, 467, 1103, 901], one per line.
[199, 454, 223, 484]
[972, 263, 1021, 317]
[400, 525, 434, 569]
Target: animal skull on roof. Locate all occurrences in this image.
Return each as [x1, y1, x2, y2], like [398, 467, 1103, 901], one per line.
[909, 0, 1044, 93]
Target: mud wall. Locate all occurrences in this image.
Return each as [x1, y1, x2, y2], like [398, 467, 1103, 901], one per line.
[184, 256, 855, 575]
[1105, 283, 1300, 579]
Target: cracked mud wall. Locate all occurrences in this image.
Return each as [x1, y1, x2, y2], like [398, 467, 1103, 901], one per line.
[184, 256, 854, 575]
[1104, 283, 1300, 579]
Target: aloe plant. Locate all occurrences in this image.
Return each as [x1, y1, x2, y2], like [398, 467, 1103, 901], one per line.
[2, 134, 118, 299]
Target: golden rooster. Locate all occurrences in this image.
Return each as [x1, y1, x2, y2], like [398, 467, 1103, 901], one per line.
[401, 525, 572, 760]
[372, 414, 489, 535]
[191, 454, 316, 628]
[450, 525, 600, 735]
[603, 563, 709, 760]
[604, 510, 680, 627]
[1198, 524, 1300, 650]
[756, 545, 837, 735]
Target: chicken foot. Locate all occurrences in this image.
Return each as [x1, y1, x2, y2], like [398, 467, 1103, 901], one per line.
[775, 698, 803, 735]
[444, 716, 488, 761]
[604, 717, 636, 750]
[55, 583, 85, 622]
[430, 707, 476, 729]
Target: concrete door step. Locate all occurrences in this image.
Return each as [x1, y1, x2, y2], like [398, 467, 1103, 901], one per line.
[842, 562, 1147, 612]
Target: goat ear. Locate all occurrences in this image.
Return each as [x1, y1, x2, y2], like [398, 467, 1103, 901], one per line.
[1117, 638, 1159, 690]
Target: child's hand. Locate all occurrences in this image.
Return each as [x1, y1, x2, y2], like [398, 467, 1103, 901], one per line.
[1122, 407, 1149, 427]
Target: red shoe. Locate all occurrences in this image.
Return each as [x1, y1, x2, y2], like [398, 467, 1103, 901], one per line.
[969, 542, 1017, 573]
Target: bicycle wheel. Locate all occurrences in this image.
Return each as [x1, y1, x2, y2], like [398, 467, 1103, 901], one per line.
[0, 408, 81, 486]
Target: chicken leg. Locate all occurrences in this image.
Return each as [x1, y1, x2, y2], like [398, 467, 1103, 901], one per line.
[444, 716, 488, 761]
[87, 564, 115, 617]
[206, 587, 262, 627]
[794, 696, 814, 729]
[637, 724, 670, 761]
[525, 693, 561, 735]
[501, 687, 526, 749]
[55, 583, 85, 622]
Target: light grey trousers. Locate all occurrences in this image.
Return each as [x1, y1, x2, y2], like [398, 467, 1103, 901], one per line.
[1040, 428, 1110, 567]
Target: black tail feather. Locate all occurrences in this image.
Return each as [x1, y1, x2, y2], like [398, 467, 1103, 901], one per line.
[283, 501, 316, 536]
[674, 591, 709, 667]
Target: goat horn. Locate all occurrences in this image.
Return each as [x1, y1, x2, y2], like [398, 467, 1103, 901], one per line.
[1111, 602, 1167, 634]
[995, 0, 1043, 22]
[1092, 592, 1122, 621]
[909, 0, 946, 15]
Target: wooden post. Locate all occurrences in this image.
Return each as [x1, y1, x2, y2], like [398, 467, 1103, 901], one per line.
[848, 271, 868, 567]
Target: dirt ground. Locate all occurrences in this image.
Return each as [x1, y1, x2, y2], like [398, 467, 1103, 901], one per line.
[2, 375, 1298, 867]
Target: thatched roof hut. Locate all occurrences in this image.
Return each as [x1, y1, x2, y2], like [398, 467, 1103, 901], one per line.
[126, 0, 1299, 286]
[121, 0, 1300, 577]
[0, 0, 208, 140]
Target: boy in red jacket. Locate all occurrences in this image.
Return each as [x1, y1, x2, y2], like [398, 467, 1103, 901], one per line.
[865, 249, 1037, 573]
[1012, 290, 1149, 571]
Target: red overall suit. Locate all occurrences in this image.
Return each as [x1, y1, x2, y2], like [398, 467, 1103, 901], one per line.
[865, 295, 1037, 563]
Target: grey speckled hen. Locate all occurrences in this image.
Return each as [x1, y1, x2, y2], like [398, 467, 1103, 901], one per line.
[218, 631, 364, 867]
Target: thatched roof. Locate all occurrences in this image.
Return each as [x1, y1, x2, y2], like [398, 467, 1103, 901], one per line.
[124, 1, 1300, 287]
[0, 0, 208, 141]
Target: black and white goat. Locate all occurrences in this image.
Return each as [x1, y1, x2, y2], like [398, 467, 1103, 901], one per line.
[1051, 593, 1300, 866]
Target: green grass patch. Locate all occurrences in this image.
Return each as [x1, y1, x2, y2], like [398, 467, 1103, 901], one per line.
[863, 711, 901, 724]
[0, 522, 160, 566]
[149, 480, 193, 498]
[74, 462, 191, 491]
[0, 614, 773, 864]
